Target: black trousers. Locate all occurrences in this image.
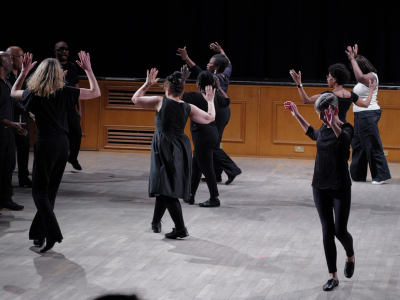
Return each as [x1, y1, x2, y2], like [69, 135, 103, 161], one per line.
[66, 109, 82, 164]
[152, 194, 185, 231]
[29, 135, 69, 242]
[0, 129, 16, 205]
[313, 187, 354, 274]
[191, 128, 220, 199]
[14, 119, 30, 181]
[350, 110, 391, 182]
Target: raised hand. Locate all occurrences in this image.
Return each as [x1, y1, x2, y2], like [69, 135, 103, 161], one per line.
[180, 64, 191, 80]
[353, 44, 358, 58]
[345, 46, 356, 61]
[176, 46, 188, 59]
[63, 70, 68, 77]
[289, 69, 302, 85]
[369, 79, 378, 91]
[210, 42, 223, 54]
[76, 51, 92, 71]
[20, 53, 37, 75]
[284, 101, 299, 116]
[145, 68, 160, 86]
[324, 105, 335, 126]
[202, 85, 215, 102]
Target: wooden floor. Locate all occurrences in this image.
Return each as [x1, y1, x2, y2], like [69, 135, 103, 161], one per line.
[1, 152, 400, 300]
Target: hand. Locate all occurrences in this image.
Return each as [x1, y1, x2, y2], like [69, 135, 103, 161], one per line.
[289, 69, 302, 85]
[20, 53, 37, 75]
[63, 70, 68, 77]
[76, 51, 92, 71]
[213, 75, 221, 89]
[145, 68, 160, 86]
[353, 44, 358, 58]
[29, 112, 35, 121]
[324, 105, 335, 127]
[284, 101, 299, 117]
[8, 122, 28, 136]
[210, 42, 223, 54]
[369, 79, 378, 91]
[180, 64, 191, 80]
[345, 46, 356, 61]
[176, 46, 188, 59]
[202, 85, 215, 103]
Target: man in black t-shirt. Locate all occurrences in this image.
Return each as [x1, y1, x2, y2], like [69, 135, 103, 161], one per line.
[55, 41, 83, 170]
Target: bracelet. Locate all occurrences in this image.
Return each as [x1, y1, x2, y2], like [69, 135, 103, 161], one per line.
[182, 56, 188, 60]
[144, 83, 150, 87]
[297, 83, 303, 88]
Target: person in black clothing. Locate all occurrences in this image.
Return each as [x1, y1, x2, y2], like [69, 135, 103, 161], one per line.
[284, 93, 355, 292]
[0, 52, 27, 212]
[55, 41, 83, 171]
[11, 51, 101, 253]
[132, 69, 215, 239]
[177, 42, 241, 184]
[290, 63, 375, 123]
[181, 69, 231, 207]
[6, 46, 32, 188]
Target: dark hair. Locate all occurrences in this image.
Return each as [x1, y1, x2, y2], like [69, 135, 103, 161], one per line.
[328, 63, 350, 86]
[315, 93, 339, 111]
[196, 71, 215, 91]
[354, 55, 377, 74]
[212, 54, 229, 73]
[164, 71, 185, 97]
[94, 295, 139, 300]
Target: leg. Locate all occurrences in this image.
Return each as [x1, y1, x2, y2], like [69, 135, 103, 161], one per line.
[350, 113, 368, 181]
[162, 195, 185, 231]
[15, 120, 31, 184]
[214, 107, 231, 180]
[67, 109, 82, 166]
[213, 148, 242, 178]
[190, 150, 202, 196]
[152, 195, 167, 224]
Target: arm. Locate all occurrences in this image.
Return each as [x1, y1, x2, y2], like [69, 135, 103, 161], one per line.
[213, 75, 230, 108]
[75, 83, 83, 120]
[176, 46, 196, 68]
[189, 85, 216, 124]
[76, 52, 101, 100]
[131, 68, 163, 110]
[345, 45, 376, 86]
[283, 101, 311, 133]
[210, 42, 230, 63]
[289, 70, 320, 104]
[354, 80, 378, 108]
[11, 53, 37, 100]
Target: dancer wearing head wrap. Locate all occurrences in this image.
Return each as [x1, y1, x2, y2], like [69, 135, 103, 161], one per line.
[284, 94, 355, 292]
[132, 69, 216, 238]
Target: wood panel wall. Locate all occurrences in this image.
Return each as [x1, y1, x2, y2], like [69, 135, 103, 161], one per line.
[76, 80, 400, 162]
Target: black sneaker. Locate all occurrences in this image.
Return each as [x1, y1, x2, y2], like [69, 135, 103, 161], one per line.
[1, 201, 25, 211]
[198, 198, 220, 207]
[344, 258, 355, 278]
[165, 227, 189, 239]
[68, 159, 82, 171]
[323, 278, 339, 291]
[19, 178, 32, 188]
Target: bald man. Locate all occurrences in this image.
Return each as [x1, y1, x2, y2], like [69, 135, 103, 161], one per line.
[6, 46, 32, 188]
[54, 41, 82, 170]
[0, 52, 26, 211]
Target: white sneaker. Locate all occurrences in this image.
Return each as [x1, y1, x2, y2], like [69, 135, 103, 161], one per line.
[372, 180, 385, 185]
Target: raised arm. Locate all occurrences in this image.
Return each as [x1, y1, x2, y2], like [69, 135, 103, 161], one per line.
[210, 42, 230, 64]
[176, 46, 196, 68]
[289, 70, 320, 104]
[284, 101, 311, 132]
[11, 53, 37, 100]
[354, 80, 378, 108]
[76, 51, 101, 100]
[345, 45, 376, 86]
[131, 68, 163, 110]
[189, 85, 216, 124]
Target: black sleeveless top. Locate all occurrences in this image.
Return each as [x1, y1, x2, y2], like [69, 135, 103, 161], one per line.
[321, 91, 358, 123]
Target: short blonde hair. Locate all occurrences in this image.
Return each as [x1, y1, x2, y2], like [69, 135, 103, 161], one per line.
[26, 58, 65, 98]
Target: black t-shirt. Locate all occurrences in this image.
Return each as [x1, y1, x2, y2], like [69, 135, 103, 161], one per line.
[306, 123, 354, 190]
[7, 72, 29, 122]
[182, 92, 230, 131]
[0, 79, 25, 124]
[321, 91, 358, 123]
[22, 87, 80, 137]
[60, 61, 79, 87]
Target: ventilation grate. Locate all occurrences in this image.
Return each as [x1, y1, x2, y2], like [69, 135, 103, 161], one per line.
[108, 90, 165, 106]
[106, 128, 155, 150]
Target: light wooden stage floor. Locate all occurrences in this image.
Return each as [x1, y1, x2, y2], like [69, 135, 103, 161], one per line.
[1, 152, 400, 300]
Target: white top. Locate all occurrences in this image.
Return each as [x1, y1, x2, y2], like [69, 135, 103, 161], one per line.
[353, 72, 380, 112]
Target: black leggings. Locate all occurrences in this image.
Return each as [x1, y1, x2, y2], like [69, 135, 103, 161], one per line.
[66, 109, 82, 164]
[313, 187, 354, 273]
[152, 195, 185, 231]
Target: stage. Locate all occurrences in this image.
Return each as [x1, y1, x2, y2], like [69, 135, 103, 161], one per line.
[1, 151, 400, 300]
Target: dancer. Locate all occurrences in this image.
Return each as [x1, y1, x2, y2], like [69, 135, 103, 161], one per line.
[0, 51, 27, 211]
[54, 41, 83, 171]
[290, 63, 375, 123]
[284, 94, 355, 292]
[177, 42, 241, 184]
[345, 45, 391, 184]
[132, 69, 215, 238]
[181, 68, 230, 207]
[11, 51, 100, 253]
[6, 46, 32, 188]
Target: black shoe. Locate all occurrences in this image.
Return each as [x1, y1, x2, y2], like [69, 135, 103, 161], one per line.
[225, 175, 237, 185]
[201, 177, 222, 183]
[323, 278, 339, 291]
[1, 201, 25, 211]
[198, 198, 220, 207]
[165, 227, 189, 239]
[68, 160, 82, 171]
[19, 178, 32, 188]
[151, 222, 161, 233]
[33, 238, 45, 247]
[344, 259, 355, 278]
[40, 239, 57, 253]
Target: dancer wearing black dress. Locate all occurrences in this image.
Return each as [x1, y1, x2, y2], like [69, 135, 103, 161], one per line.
[11, 52, 101, 253]
[132, 69, 216, 239]
[177, 42, 241, 184]
[284, 94, 355, 292]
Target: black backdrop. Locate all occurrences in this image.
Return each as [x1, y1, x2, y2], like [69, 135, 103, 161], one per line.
[3, 0, 400, 84]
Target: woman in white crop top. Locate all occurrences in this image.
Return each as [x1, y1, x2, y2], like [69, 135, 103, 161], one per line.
[345, 45, 391, 184]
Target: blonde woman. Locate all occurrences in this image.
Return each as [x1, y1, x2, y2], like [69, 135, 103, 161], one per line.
[11, 52, 100, 253]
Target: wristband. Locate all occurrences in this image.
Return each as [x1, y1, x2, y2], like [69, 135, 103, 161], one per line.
[182, 56, 188, 60]
[297, 84, 303, 88]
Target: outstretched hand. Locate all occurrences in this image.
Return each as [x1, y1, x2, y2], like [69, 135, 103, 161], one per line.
[345, 46, 356, 61]
[284, 101, 299, 117]
[202, 85, 215, 103]
[181, 64, 191, 80]
[210, 42, 223, 54]
[145, 68, 160, 86]
[369, 79, 378, 91]
[324, 105, 336, 126]
[176, 46, 188, 59]
[76, 51, 92, 71]
[20, 53, 37, 75]
[289, 69, 301, 85]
